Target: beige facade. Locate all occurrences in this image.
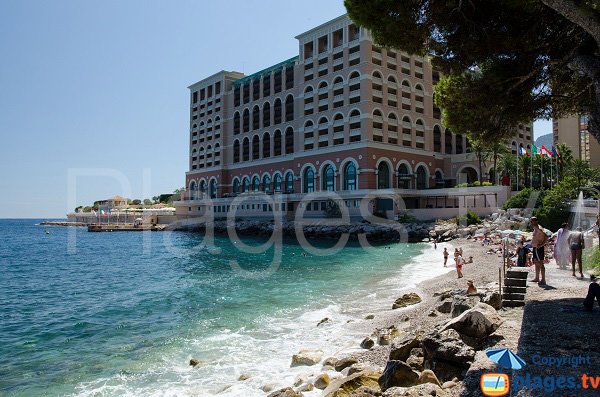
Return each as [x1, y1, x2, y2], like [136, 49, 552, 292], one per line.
[177, 14, 530, 220]
[553, 114, 600, 166]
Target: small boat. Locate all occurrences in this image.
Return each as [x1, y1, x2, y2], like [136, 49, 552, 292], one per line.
[45, 230, 50, 234]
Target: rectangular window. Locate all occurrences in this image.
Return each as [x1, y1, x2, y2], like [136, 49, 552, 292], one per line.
[215, 82, 221, 94]
[192, 91, 198, 103]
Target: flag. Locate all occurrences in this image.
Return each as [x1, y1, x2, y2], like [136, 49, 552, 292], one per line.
[92, 210, 97, 217]
[100, 209, 107, 216]
[552, 146, 560, 157]
[518, 145, 527, 156]
[531, 145, 539, 156]
[541, 145, 552, 157]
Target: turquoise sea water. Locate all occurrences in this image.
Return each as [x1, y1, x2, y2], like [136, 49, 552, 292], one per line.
[0, 219, 452, 396]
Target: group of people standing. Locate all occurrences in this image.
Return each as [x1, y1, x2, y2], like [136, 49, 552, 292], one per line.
[442, 246, 472, 279]
[554, 222, 587, 278]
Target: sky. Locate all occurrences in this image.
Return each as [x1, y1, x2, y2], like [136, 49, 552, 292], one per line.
[0, 1, 552, 218]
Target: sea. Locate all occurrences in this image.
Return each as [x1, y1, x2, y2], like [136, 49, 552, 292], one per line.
[0, 219, 453, 397]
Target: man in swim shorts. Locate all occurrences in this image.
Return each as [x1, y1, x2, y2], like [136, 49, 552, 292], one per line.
[530, 217, 548, 284]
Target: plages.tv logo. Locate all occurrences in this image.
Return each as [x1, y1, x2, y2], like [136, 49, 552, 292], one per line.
[481, 373, 510, 396]
[480, 348, 526, 397]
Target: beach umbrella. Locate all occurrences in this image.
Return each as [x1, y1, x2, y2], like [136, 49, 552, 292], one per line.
[485, 348, 526, 370]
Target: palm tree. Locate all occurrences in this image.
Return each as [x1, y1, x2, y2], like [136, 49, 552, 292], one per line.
[519, 155, 532, 188]
[489, 141, 510, 185]
[568, 159, 593, 190]
[555, 143, 573, 180]
[468, 138, 492, 184]
[498, 154, 516, 187]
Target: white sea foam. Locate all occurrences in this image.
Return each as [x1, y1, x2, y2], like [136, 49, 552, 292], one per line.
[74, 243, 455, 397]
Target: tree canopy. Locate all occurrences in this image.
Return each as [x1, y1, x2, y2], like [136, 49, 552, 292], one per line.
[345, 0, 600, 143]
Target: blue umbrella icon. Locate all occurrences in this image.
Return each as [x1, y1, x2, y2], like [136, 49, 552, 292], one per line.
[485, 348, 526, 370]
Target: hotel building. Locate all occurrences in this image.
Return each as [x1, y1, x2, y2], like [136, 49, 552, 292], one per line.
[553, 115, 600, 167]
[176, 15, 531, 220]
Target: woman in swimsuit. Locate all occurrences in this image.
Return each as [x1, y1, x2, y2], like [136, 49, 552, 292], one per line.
[568, 227, 585, 278]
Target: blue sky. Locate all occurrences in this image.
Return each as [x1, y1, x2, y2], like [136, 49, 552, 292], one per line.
[0, 1, 552, 218]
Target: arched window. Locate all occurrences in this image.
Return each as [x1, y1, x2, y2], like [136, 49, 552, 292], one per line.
[243, 108, 250, 132]
[274, 130, 282, 156]
[242, 137, 250, 161]
[232, 178, 240, 194]
[433, 125, 442, 153]
[303, 167, 315, 193]
[285, 172, 294, 193]
[262, 174, 271, 193]
[285, 95, 294, 122]
[242, 177, 250, 193]
[445, 129, 453, 154]
[263, 102, 271, 128]
[397, 163, 411, 189]
[349, 71, 360, 80]
[199, 180, 206, 198]
[262, 132, 271, 158]
[416, 166, 428, 189]
[189, 180, 197, 200]
[322, 164, 335, 191]
[333, 76, 343, 86]
[274, 98, 282, 124]
[252, 105, 260, 130]
[285, 127, 294, 154]
[209, 179, 217, 199]
[233, 140, 240, 163]
[253, 176, 260, 192]
[274, 174, 282, 192]
[456, 134, 464, 154]
[344, 162, 357, 190]
[377, 162, 390, 189]
[252, 135, 260, 160]
[233, 112, 240, 134]
[373, 71, 382, 80]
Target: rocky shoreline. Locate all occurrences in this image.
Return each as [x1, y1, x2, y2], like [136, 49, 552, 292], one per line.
[212, 210, 534, 397]
[174, 209, 530, 244]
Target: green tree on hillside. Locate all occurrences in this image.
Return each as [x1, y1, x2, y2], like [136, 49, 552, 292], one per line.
[344, 0, 600, 143]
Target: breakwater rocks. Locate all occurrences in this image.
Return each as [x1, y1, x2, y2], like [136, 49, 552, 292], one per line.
[173, 208, 530, 243]
[173, 219, 436, 243]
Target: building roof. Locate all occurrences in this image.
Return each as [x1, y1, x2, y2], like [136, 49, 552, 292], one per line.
[110, 195, 127, 201]
[232, 56, 298, 88]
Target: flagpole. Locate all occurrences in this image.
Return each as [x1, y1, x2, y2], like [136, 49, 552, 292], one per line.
[516, 152, 519, 191]
[540, 155, 543, 190]
[550, 154, 553, 189]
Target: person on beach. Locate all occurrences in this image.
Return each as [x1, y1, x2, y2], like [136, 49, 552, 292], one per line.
[554, 223, 570, 269]
[568, 227, 585, 278]
[530, 217, 548, 284]
[516, 240, 530, 267]
[583, 275, 599, 311]
[456, 253, 464, 278]
[443, 248, 449, 267]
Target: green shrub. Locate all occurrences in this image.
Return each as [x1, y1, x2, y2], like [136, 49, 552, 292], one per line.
[397, 212, 418, 223]
[456, 182, 469, 188]
[457, 210, 481, 226]
[502, 188, 544, 210]
[482, 181, 493, 186]
[584, 248, 600, 274]
[471, 181, 481, 187]
[534, 177, 578, 231]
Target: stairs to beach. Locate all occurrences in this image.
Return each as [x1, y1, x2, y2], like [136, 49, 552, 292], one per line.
[503, 268, 528, 307]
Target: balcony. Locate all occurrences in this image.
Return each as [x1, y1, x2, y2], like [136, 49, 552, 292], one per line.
[304, 69, 313, 77]
[349, 76, 360, 85]
[416, 124, 425, 132]
[373, 127, 383, 136]
[402, 97, 411, 105]
[318, 63, 328, 72]
[333, 94, 344, 103]
[349, 52, 360, 61]
[372, 52, 382, 60]
[350, 127, 361, 136]
[388, 93, 397, 101]
[333, 57, 343, 66]
[401, 61, 410, 69]
[403, 132, 412, 140]
[333, 131, 344, 140]
[318, 98, 328, 107]
[304, 137, 315, 144]
[304, 56, 313, 64]
[416, 136, 425, 143]
[372, 77, 382, 85]
[333, 118, 344, 127]
[373, 115, 384, 123]
[318, 86, 328, 95]
[415, 66, 424, 74]
[388, 131, 398, 139]
[348, 37, 359, 46]
[304, 103, 314, 110]
[403, 121, 412, 129]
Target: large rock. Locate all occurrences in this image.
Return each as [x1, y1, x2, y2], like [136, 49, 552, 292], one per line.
[436, 300, 452, 314]
[482, 291, 502, 310]
[389, 333, 420, 362]
[421, 329, 476, 366]
[335, 357, 359, 372]
[450, 295, 478, 318]
[291, 349, 323, 367]
[378, 360, 420, 391]
[314, 373, 331, 389]
[392, 293, 422, 310]
[361, 337, 375, 349]
[442, 303, 503, 339]
[382, 384, 447, 397]
[323, 370, 381, 397]
[417, 370, 442, 387]
[267, 387, 304, 397]
[405, 355, 424, 371]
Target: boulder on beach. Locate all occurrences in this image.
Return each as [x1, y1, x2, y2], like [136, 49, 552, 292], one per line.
[421, 328, 476, 366]
[238, 373, 250, 381]
[450, 295, 478, 318]
[436, 300, 452, 314]
[291, 349, 323, 367]
[442, 303, 503, 339]
[317, 317, 332, 327]
[360, 337, 375, 349]
[323, 370, 381, 397]
[392, 293, 422, 309]
[389, 332, 420, 362]
[334, 357, 358, 372]
[267, 387, 304, 397]
[314, 373, 331, 389]
[482, 290, 502, 310]
[378, 360, 419, 391]
[189, 358, 203, 367]
[323, 356, 339, 369]
[417, 369, 442, 387]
